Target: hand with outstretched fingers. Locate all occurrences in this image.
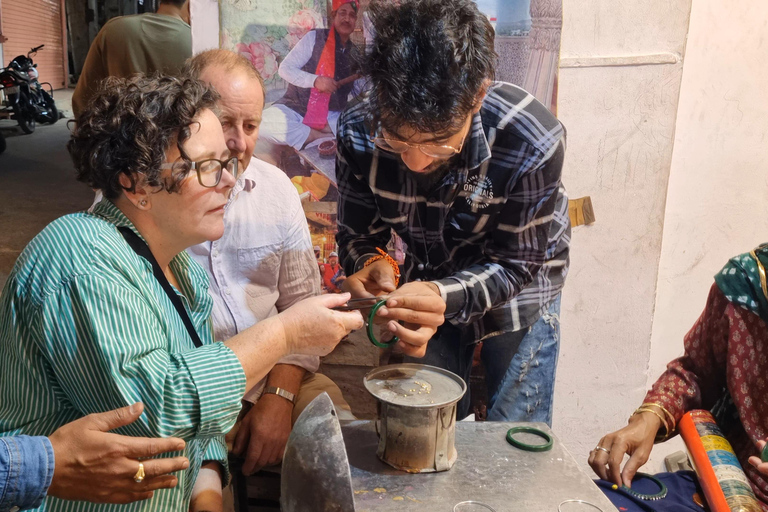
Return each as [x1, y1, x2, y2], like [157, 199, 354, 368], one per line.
[47, 402, 189, 504]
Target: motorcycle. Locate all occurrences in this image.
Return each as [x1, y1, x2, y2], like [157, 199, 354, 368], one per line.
[0, 44, 59, 134]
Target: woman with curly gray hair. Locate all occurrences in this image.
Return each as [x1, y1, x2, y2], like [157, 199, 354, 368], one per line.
[0, 74, 362, 512]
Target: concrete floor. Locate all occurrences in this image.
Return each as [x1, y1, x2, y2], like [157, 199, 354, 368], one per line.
[0, 88, 93, 290]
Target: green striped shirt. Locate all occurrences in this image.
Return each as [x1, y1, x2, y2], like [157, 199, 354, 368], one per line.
[0, 200, 246, 511]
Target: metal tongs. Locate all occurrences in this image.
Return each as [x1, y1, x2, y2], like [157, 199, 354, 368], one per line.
[332, 296, 397, 348]
[332, 295, 390, 311]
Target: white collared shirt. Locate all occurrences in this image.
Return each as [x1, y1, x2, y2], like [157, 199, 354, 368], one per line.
[187, 157, 321, 401]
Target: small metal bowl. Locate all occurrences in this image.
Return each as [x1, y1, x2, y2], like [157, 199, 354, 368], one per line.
[318, 139, 336, 158]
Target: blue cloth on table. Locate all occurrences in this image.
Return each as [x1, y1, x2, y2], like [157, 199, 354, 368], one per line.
[595, 471, 703, 511]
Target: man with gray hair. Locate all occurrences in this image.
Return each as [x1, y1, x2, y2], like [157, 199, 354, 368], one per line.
[184, 50, 354, 482]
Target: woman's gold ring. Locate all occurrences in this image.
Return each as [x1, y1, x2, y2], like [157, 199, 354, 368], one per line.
[133, 462, 146, 483]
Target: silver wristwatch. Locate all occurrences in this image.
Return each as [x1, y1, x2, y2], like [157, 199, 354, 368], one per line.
[262, 386, 297, 405]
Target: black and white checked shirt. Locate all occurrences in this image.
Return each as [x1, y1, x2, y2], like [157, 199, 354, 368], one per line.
[336, 82, 570, 339]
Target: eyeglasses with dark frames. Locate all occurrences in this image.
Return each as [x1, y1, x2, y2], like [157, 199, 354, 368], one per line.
[160, 156, 239, 188]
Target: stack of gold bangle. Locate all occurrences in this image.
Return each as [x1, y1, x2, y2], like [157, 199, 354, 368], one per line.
[632, 402, 676, 442]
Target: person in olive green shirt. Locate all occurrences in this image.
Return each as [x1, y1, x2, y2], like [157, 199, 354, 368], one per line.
[71, 0, 191, 118]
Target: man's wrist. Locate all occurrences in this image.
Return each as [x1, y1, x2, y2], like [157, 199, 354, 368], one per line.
[431, 278, 465, 318]
[424, 282, 441, 296]
[261, 386, 297, 406]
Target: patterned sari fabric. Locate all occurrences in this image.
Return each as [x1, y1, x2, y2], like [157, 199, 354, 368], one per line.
[643, 247, 768, 510]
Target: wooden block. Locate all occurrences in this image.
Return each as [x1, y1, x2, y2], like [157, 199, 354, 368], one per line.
[568, 196, 596, 227]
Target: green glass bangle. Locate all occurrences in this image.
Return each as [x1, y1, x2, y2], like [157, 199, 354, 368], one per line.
[367, 300, 398, 348]
[505, 426, 553, 452]
[761, 443, 768, 463]
[621, 472, 668, 501]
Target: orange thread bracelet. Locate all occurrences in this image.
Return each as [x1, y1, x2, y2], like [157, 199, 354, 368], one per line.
[364, 248, 400, 288]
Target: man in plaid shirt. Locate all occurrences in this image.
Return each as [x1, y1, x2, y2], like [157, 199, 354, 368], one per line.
[336, 0, 570, 422]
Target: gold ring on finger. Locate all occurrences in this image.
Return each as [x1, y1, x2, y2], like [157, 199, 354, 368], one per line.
[594, 446, 610, 454]
[133, 462, 145, 483]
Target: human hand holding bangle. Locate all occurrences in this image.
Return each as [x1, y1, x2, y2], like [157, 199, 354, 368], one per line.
[374, 283, 446, 357]
[588, 411, 660, 487]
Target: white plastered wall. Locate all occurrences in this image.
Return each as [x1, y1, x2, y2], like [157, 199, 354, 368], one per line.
[190, 0, 219, 53]
[644, 0, 768, 468]
[554, 0, 692, 466]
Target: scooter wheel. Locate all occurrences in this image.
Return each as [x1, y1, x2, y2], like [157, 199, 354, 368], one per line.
[18, 116, 35, 134]
[45, 102, 59, 125]
[42, 91, 59, 125]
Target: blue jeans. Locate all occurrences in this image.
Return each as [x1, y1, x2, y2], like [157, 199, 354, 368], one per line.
[405, 295, 561, 423]
[487, 295, 561, 425]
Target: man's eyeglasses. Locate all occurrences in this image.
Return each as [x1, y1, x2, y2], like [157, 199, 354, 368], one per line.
[371, 117, 471, 159]
[371, 135, 466, 159]
[161, 156, 239, 188]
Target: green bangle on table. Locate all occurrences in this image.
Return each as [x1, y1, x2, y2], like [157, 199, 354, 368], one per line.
[505, 426, 553, 452]
[367, 300, 398, 349]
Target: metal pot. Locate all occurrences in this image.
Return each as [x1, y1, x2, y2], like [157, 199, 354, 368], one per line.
[364, 363, 467, 473]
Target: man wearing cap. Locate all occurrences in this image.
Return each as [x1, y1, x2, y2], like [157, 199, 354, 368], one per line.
[259, 0, 360, 151]
[320, 251, 346, 293]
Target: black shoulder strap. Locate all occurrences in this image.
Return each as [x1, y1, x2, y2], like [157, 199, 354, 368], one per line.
[117, 227, 203, 348]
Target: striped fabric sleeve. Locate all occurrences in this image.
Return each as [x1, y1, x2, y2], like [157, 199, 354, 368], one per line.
[202, 436, 232, 486]
[336, 129, 393, 276]
[39, 274, 245, 441]
[433, 141, 566, 324]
